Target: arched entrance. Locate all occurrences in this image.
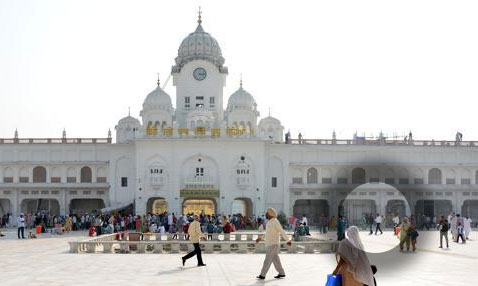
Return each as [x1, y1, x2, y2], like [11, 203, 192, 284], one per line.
[386, 199, 409, 227]
[293, 199, 329, 225]
[146, 197, 168, 214]
[21, 199, 60, 216]
[70, 199, 105, 215]
[182, 198, 216, 216]
[415, 200, 452, 219]
[341, 199, 376, 226]
[232, 198, 253, 217]
[0, 199, 11, 216]
[386, 200, 408, 218]
[462, 200, 478, 219]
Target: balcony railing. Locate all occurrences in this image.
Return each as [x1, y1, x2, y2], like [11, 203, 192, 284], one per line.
[287, 138, 478, 147]
[0, 138, 111, 144]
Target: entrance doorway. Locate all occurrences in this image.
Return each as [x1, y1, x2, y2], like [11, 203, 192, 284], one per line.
[0, 199, 11, 216]
[182, 198, 216, 216]
[232, 198, 253, 217]
[386, 200, 409, 227]
[341, 199, 376, 226]
[21, 199, 60, 216]
[293, 199, 329, 225]
[70, 199, 105, 215]
[415, 200, 452, 218]
[147, 197, 168, 214]
[462, 200, 478, 219]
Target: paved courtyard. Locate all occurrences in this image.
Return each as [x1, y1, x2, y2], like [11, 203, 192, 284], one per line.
[0, 228, 477, 286]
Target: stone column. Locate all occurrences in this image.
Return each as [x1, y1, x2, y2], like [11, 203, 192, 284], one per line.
[13, 190, 20, 219]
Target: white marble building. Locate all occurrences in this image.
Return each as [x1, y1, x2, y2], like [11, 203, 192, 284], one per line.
[1, 15, 478, 225]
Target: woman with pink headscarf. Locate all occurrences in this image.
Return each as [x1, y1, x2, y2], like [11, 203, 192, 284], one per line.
[332, 226, 375, 286]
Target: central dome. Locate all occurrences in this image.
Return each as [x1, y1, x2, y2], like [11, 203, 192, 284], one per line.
[172, 18, 227, 73]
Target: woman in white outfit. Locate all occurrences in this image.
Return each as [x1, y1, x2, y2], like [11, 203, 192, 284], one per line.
[332, 226, 375, 286]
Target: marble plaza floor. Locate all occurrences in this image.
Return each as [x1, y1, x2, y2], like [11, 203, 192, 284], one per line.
[0, 228, 477, 286]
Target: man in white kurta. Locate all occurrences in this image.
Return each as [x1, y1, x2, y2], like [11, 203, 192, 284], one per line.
[450, 214, 457, 240]
[256, 208, 291, 280]
[464, 216, 472, 239]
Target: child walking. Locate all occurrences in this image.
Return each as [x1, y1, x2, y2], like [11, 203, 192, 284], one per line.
[409, 225, 419, 251]
[456, 222, 466, 243]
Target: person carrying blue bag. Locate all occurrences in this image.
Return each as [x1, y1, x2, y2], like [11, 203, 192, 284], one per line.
[329, 226, 376, 286]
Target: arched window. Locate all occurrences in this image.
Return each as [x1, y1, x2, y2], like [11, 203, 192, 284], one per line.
[3, 167, 14, 183]
[352, 168, 366, 184]
[307, 168, 318, 184]
[236, 160, 251, 187]
[81, 167, 92, 183]
[398, 168, 409, 185]
[150, 165, 165, 186]
[96, 167, 107, 183]
[66, 167, 76, 183]
[428, 168, 442, 184]
[33, 166, 47, 183]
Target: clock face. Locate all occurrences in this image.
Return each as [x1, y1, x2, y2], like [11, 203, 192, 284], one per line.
[193, 67, 207, 81]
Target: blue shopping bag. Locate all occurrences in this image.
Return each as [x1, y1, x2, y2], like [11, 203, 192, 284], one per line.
[325, 274, 342, 286]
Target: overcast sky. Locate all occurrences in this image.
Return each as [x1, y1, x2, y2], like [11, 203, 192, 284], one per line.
[1, 0, 477, 141]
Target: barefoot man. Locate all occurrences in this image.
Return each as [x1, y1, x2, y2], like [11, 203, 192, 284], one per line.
[182, 215, 206, 267]
[256, 208, 292, 280]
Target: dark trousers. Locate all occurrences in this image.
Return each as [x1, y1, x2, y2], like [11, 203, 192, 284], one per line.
[18, 227, 25, 239]
[375, 223, 382, 234]
[457, 234, 466, 243]
[369, 224, 373, 234]
[440, 231, 449, 247]
[183, 243, 203, 265]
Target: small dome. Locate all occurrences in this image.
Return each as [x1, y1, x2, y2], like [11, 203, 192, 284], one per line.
[259, 116, 281, 126]
[118, 115, 140, 126]
[172, 20, 226, 73]
[227, 86, 256, 112]
[142, 85, 172, 112]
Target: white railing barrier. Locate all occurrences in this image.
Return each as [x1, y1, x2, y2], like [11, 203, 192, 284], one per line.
[69, 240, 338, 254]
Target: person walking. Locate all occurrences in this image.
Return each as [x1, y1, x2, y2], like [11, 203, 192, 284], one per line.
[393, 214, 400, 235]
[456, 222, 466, 244]
[367, 213, 374, 235]
[409, 225, 419, 251]
[399, 217, 411, 251]
[375, 214, 383, 235]
[450, 213, 457, 241]
[438, 216, 449, 249]
[182, 214, 206, 267]
[464, 216, 472, 240]
[256, 208, 291, 280]
[320, 213, 328, 234]
[17, 213, 26, 239]
[337, 215, 346, 241]
[332, 226, 375, 286]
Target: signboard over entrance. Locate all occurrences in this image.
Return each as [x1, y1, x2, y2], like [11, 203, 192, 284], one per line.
[180, 189, 219, 197]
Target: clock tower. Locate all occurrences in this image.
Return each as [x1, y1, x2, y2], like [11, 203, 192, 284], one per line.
[171, 12, 228, 129]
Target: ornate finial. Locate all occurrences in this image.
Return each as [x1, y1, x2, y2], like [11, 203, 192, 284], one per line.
[62, 129, 66, 139]
[14, 128, 18, 139]
[157, 73, 160, 87]
[268, 108, 271, 117]
[108, 129, 112, 139]
[128, 107, 131, 116]
[198, 6, 202, 24]
[240, 73, 243, 88]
